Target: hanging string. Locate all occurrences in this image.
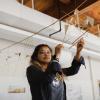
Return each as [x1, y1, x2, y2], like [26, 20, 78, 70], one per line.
[69, 29, 88, 49]
[55, 0, 88, 45]
[61, 0, 88, 49]
[0, 0, 88, 52]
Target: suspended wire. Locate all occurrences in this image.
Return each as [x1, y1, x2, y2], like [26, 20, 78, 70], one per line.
[0, 24, 55, 52]
[0, 0, 88, 52]
[69, 29, 88, 49]
[62, 0, 88, 48]
[52, 0, 88, 46]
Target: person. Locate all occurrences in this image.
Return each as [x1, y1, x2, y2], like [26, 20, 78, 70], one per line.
[26, 39, 85, 100]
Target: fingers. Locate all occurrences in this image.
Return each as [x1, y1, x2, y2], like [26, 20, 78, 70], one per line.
[76, 38, 85, 53]
[77, 38, 85, 47]
[55, 44, 64, 49]
[55, 44, 64, 56]
[79, 38, 84, 44]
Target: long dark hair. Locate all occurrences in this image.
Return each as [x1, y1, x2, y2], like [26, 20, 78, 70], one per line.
[30, 44, 52, 64]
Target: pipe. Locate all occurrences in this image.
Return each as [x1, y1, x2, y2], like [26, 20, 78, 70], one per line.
[49, 0, 61, 37]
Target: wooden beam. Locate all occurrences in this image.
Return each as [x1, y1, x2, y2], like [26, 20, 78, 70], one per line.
[59, 0, 70, 4]
[25, 0, 32, 8]
[34, 0, 54, 11]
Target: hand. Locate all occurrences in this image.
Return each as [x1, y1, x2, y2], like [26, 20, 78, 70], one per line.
[55, 44, 64, 58]
[76, 38, 84, 53]
[75, 38, 85, 61]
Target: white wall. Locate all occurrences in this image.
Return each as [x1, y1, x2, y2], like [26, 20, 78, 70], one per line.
[64, 56, 93, 100]
[0, 38, 100, 100]
[0, 38, 33, 100]
[89, 58, 100, 100]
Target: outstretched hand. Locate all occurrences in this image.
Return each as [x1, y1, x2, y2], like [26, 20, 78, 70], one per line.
[55, 44, 64, 59]
[75, 38, 85, 61]
[76, 38, 84, 53]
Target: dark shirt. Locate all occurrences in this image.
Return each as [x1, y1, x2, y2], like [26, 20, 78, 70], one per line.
[26, 57, 84, 100]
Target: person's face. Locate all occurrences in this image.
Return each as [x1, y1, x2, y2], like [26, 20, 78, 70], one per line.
[37, 46, 52, 64]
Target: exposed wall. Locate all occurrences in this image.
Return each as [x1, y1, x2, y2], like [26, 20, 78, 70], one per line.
[0, 38, 100, 100]
[0, 39, 33, 100]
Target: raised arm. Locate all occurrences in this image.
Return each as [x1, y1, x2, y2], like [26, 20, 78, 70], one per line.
[54, 38, 85, 76]
[62, 56, 84, 76]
